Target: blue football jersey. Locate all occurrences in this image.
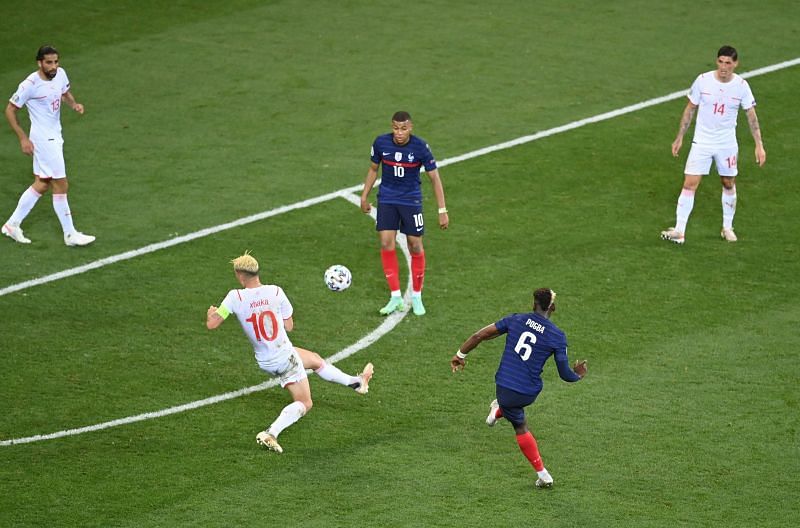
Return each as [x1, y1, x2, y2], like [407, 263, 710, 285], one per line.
[370, 134, 437, 206]
[494, 312, 570, 395]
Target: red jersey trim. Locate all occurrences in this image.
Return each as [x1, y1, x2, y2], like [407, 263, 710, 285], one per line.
[383, 159, 423, 168]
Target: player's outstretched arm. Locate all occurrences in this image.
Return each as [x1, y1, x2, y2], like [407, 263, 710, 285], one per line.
[451, 324, 501, 372]
[206, 305, 225, 330]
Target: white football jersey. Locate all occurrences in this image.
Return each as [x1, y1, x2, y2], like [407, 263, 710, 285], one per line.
[689, 71, 755, 147]
[220, 284, 295, 370]
[9, 67, 71, 142]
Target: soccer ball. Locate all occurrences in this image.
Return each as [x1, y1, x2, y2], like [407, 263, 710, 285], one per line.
[324, 265, 352, 291]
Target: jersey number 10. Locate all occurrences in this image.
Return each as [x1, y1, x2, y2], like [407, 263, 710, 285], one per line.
[245, 310, 278, 341]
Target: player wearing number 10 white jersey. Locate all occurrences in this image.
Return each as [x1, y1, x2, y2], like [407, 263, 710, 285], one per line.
[219, 282, 296, 374]
[206, 252, 374, 454]
[661, 45, 766, 245]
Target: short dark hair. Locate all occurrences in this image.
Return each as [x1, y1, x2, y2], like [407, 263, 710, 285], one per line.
[36, 45, 59, 61]
[392, 111, 412, 123]
[717, 45, 738, 61]
[533, 288, 556, 310]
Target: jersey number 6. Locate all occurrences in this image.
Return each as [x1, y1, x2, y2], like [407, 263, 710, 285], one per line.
[514, 331, 537, 361]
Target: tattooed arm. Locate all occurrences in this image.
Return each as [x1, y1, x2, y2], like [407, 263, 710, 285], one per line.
[672, 101, 697, 157]
[746, 107, 766, 166]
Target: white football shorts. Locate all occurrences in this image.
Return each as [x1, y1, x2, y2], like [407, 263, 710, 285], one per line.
[260, 348, 307, 388]
[32, 138, 67, 179]
[685, 143, 739, 177]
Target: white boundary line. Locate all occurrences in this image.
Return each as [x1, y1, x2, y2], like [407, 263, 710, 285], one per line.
[2, 57, 798, 445]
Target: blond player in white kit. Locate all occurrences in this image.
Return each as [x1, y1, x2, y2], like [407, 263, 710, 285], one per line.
[2, 45, 95, 246]
[661, 45, 766, 245]
[206, 251, 374, 454]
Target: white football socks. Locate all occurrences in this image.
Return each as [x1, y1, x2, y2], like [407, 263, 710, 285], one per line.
[722, 186, 737, 229]
[8, 186, 41, 225]
[52, 194, 76, 235]
[675, 188, 695, 233]
[267, 400, 306, 438]
[316, 362, 360, 387]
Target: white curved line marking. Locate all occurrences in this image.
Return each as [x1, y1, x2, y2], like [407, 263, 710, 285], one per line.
[2, 193, 411, 446]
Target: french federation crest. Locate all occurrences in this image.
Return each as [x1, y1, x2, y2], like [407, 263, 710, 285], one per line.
[408, 153, 415, 162]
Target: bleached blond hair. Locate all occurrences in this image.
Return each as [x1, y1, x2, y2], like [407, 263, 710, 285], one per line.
[231, 251, 259, 275]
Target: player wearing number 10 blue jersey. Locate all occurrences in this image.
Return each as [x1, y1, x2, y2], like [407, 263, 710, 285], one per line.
[360, 111, 449, 317]
[450, 289, 588, 489]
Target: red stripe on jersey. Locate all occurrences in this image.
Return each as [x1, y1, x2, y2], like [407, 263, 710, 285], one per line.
[383, 159, 422, 168]
[236, 290, 242, 301]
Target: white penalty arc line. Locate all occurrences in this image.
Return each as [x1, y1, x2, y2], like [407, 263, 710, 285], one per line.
[1, 194, 413, 446]
[2, 57, 798, 445]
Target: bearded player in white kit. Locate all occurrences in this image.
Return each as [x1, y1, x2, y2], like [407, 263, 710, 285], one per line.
[2, 45, 95, 246]
[206, 251, 374, 454]
[661, 45, 766, 245]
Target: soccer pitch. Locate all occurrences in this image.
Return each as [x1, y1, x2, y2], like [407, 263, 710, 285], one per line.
[2, 2, 799, 526]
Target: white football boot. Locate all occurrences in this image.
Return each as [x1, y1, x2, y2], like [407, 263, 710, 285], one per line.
[486, 399, 500, 427]
[2, 222, 31, 244]
[660, 227, 685, 245]
[535, 469, 554, 489]
[64, 231, 96, 247]
[355, 363, 374, 395]
[720, 228, 738, 242]
[256, 431, 283, 454]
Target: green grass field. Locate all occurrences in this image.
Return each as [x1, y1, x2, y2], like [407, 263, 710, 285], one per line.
[2, 1, 799, 526]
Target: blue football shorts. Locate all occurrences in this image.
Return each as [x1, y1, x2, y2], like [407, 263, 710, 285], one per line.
[496, 385, 540, 427]
[376, 203, 424, 236]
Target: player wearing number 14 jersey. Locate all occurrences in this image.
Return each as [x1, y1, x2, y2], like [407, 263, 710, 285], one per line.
[206, 251, 374, 454]
[360, 111, 449, 316]
[450, 289, 587, 489]
[661, 45, 766, 245]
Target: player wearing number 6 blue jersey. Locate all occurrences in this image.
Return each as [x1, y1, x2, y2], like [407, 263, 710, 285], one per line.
[360, 111, 449, 316]
[206, 251, 374, 454]
[450, 289, 587, 489]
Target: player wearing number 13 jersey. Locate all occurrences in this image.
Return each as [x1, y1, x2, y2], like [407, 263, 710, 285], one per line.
[661, 45, 766, 245]
[450, 289, 587, 489]
[3, 45, 94, 247]
[206, 251, 374, 454]
[360, 111, 449, 317]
